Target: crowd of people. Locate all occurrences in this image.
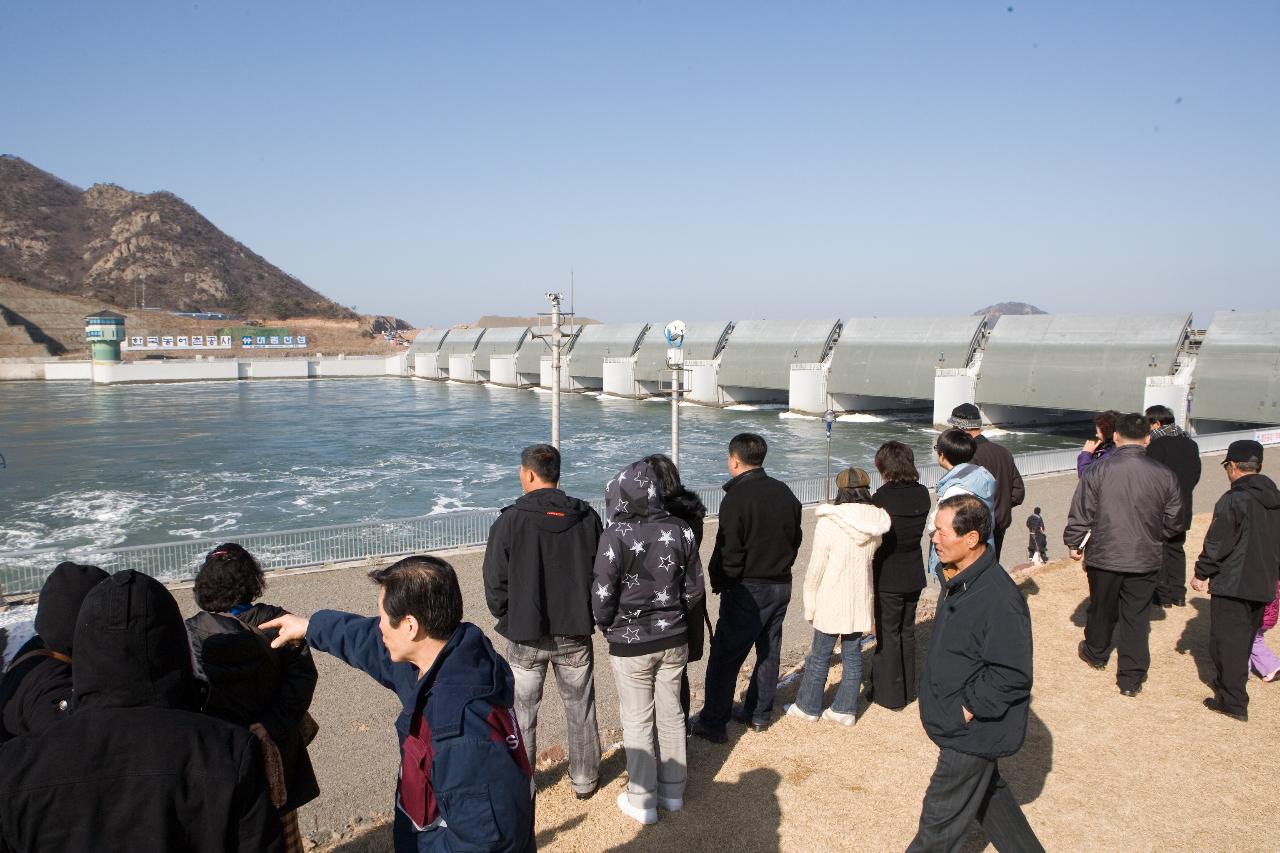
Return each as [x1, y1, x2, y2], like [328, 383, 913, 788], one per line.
[0, 403, 1276, 852]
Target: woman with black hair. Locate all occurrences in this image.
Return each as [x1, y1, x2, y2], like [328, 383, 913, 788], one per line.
[185, 543, 319, 853]
[643, 454, 708, 724]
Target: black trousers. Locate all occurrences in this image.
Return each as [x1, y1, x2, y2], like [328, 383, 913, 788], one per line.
[870, 589, 920, 709]
[907, 748, 1044, 853]
[1210, 594, 1266, 715]
[1155, 532, 1188, 604]
[1082, 567, 1157, 690]
[1026, 533, 1047, 561]
[993, 525, 1008, 563]
[700, 579, 791, 730]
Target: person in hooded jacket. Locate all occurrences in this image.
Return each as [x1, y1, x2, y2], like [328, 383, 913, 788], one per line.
[642, 452, 708, 722]
[264, 556, 534, 853]
[0, 569, 283, 853]
[0, 561, 107, 743]
[926, 429, 997, 581]
[1145, 405, 1202, 608]
[482, 443, 603, 799]
[593, 460, 705, 826]
[1191, 440, 1280, 722]
[185, 543, 319, 850]
[784, 468, 890, 726]
[1076, 410, 1119, 478]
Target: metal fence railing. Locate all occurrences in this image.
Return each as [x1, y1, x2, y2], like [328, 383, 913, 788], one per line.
[3, 426, 1277, 597]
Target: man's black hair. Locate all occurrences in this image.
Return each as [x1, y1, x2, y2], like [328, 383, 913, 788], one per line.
[875, 440, 919, 483]
[728, 433, 768, 467]
[939, 493, 992, 543]
[369, 555, 463, 640]
[193, 543, 264, 613]
[1033, 506, 1041, 514]
[521, 443, 561, 483]
[934, 429, 977, 466]
[1116, 413, 1150, 441]
[1145, 405, 1176, 426]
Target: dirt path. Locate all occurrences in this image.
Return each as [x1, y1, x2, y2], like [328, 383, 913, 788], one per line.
[326, 513, 1276, 852]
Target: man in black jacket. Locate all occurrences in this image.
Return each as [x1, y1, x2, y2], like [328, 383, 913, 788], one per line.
[908, 494, 1042, 852]
[0, 570, 282, 853]
[0, 562, 107, 743]
[1145, 405, 1203, 607]
[692, 433, 802, 741]
[1065, 413, 1184, 696]
[949, 403, 1025, 561]
[483, 443, 603, 798]
[1192, 440, 1280, 722]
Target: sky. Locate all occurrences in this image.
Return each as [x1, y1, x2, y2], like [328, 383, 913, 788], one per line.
[2, 2, 1277, 328]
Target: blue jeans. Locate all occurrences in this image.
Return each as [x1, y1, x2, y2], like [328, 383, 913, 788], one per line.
[793, 629, 862, 716]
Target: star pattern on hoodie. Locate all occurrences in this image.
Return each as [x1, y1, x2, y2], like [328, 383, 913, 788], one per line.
[615, 499, 629, 515]
[595, 583, 611, 601]
[629, 539, 646, 556]
[648, 484, 658, 499]
[622, 573, 641, 589]
[655, 618, 670, 631]
[657, 553, 675, 573]
[620, 626, 642, 643]
[682, 527, 695, 544]
[613, 522, 633, 536]
[653, 587, 672, 605]
[622, 608, 643, 622]
[605, 545, 617, 563]
[658, 529, 675, 546]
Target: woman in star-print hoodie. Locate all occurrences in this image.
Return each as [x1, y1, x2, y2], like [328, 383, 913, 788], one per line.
[592, 459, 705, 823]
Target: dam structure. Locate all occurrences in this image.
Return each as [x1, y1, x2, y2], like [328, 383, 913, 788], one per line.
[405, 310, 1280, 432]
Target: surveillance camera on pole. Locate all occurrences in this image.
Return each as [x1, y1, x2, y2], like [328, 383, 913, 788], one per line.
[665, 321, 686, 465]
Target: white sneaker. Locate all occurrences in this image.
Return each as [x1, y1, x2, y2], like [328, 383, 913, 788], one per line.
[658, 796, 683, 812]
[822, 707, 856, 726]
[784, 703, 820, 722]
[616, 791, 658, 825]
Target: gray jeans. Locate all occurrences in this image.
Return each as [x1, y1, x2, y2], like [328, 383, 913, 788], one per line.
[506, 635, 601, 794]
[610, 645, 689, 809]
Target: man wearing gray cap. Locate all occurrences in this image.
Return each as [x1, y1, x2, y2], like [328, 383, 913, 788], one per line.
[949, 404, 1025, 562]
[1192, 439, 1280, 722]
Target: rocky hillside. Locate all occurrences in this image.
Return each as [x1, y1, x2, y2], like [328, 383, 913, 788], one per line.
[974, 301, 1047, 325]
[0, 156, 355, 320]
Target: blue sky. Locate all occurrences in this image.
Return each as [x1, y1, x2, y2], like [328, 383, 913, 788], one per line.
[3, 2, 1277, 327]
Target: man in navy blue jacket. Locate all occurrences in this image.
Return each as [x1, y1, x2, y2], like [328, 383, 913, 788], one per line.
[264, 556, 534, 852]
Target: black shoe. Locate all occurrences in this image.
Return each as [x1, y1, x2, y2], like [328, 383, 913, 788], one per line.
[1119, 684, 1141, 697]
[747, 721, 768, 733]
[1203, 697, 1248, 722]
[1078, 641, 1106, 671]
[1169, 598, 1186, 607]
[574, 786, 597, 801]
[689, 715, 728, 744]
[730, 705, 752, 724]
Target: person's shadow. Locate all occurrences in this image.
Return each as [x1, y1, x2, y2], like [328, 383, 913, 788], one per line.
[1175, 596, 1215, 687]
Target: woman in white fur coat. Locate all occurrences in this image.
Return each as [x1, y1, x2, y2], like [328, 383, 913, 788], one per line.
[785, 468, 890, 726]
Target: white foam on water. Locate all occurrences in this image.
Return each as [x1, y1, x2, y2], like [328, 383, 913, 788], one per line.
[0, 491, 148, 551]
[837, 413, 887, 423]
[778, 411, 818, 420]
[727, 403, 787, 412]
[981, 427, 1027, 437]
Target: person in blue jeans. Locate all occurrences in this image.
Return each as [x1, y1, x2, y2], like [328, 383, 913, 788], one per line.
[263, 556, 534, 853]
[785, 468, 889, 725]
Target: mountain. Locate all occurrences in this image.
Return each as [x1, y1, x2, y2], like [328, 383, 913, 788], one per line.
[974, 301, 1047, 326]
[0, 156, 354, 320]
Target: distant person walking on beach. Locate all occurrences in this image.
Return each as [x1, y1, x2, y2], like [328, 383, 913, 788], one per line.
[868, 441, 931, 711]
[927, 429, 997, 581]
[592, 460, 704, 824]
[482, 444, 603, 799]
[692, 433, 802, 741]
[1026, 508, 1049, 565]
[264, 557, 535, 852]
[948, 404, 1025, 561]
[1076, 410, 1119, 478]
[908, 494, 1042, 853]
[785, 467, 889, 726]
[1065, 413, 1184, 697]
[1192, 440, 1280, 722]
[1145, 405, 1202, 608]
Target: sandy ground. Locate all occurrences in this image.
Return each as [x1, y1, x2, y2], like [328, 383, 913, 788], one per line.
[320, 511, 1277, 853]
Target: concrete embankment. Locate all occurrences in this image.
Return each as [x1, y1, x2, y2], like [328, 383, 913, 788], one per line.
[167, 454, 1232, 845]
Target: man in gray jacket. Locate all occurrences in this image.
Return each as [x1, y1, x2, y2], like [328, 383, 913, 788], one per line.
[1064, 413, 1185, 696]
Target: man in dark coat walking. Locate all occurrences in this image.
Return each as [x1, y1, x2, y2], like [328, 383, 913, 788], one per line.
[1065, 413, 1185, 696]
[482, 443, 603, 798]
[1192, 440, 1280, 722]
[949, 404, 1025, 561]
[908, 494, 1042, 852]
[692, 433, 802, 741]
[1145, 405, 1202, 607]
[0, 570, 283, 853]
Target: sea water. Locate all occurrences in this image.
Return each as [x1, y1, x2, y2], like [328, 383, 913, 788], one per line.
[0, 377, 1079, 552]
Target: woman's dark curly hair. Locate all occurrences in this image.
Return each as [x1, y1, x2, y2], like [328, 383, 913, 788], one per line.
[193, 543, 265, 613]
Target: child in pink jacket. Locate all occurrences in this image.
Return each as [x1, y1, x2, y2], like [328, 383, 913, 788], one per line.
[1250, 580, 1280, 682]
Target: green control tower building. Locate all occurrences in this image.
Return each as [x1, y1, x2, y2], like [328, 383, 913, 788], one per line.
[85, 310, 127, 363]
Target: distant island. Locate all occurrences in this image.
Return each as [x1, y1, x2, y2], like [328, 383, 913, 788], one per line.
[973, 302, 1047, 326]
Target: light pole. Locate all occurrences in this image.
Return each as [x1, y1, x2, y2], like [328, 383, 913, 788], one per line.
[546, 293, 564, 448]
[822, 408, 836, 501]
[665, 321, 686, 466]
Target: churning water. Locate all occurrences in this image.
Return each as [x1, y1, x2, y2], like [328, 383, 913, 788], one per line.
[0, 377, 1080, 553]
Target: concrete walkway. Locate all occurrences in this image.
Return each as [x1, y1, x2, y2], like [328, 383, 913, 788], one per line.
[169, 451, 1232, 844]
